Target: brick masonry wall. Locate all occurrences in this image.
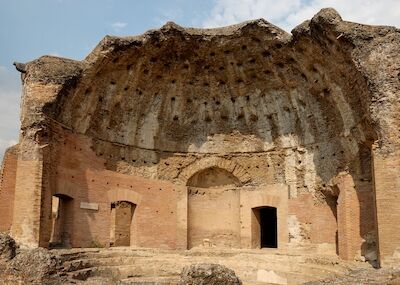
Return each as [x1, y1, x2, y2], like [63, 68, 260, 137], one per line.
[11, 159, 44, 247]
[4, 124, 377, 257]
[288, 193, 337, 246]
[49, 131, 186, 249]
[0, 147, 18, 232]
[3, 121, 374, 255]
[373, 149, 400, 264]
[44, 129, 355, 252]
[337, 174, 361, 260]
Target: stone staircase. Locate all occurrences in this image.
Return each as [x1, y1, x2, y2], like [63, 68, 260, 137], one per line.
[52, 246, 369, 285]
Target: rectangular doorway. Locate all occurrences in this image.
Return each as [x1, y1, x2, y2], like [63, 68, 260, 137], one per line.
[110, 201, 135, 247]
[49, 194, 73, 248]
[260, 207, 277, 248]
[252, 206, 277, 248]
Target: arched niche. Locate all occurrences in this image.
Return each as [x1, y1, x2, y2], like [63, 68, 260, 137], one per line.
[107, 188, 141, 206]
[110, 200, 136, 247]
[186, 166, 241, 249]
[107, 189, 141, 247]
[187, 166, 241, 188]
[178, 157, 251, 185]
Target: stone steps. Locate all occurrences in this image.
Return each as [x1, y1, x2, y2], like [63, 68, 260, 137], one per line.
[62, 255, 347, 274]
[51, 248, 365, 285]
[66, 264, 180, 283]
[118, 276, 180, 285]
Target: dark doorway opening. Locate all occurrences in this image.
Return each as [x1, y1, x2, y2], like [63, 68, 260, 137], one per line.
[49, 194, 73, 248]
[260, 207, 277, 248]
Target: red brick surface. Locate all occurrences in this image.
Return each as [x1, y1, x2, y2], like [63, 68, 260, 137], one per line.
[0, 148, 18, 232]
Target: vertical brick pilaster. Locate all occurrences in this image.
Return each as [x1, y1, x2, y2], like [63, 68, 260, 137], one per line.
[0, 147, 18, 232]
[11, 156, 44, 248]
[337, 174, 361, 260]
[372, 147, 400, 265]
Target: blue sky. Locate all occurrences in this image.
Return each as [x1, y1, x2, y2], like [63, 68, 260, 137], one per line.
[1, 0, 400, 159]
[0, 0, 214, 65]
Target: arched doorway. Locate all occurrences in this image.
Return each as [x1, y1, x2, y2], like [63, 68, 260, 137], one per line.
[110, 201, 136, 246]
[49, 194, 73, 248]
[187, 167, 241, 249]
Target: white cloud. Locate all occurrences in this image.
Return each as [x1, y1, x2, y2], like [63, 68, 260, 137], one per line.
[203, 0, 400, 32]
[111, 22, 128, 31]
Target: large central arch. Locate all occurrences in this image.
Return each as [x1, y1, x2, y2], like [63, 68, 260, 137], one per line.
[178, 157, 251, 185]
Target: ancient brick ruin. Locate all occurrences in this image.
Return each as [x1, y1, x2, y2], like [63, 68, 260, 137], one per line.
[1, 8, 400, 274]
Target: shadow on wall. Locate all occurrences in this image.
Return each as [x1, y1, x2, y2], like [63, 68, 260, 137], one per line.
[320, 142, 378, 265]
[350, 143, 378, 267]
